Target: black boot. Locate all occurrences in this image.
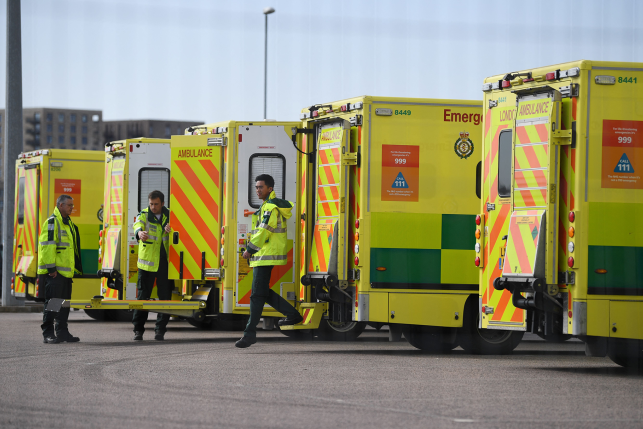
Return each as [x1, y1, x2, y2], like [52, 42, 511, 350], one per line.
[43, 335, 59, 344]
[58, 332, 80, 343]
[154, 332, 165, 341]
[278, 314, 303, 326]
[133, 331, 143, 341]
[235, 337, 257, 348]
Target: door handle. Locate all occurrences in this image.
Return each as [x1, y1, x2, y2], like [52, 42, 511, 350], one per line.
[173, 231, 179, 245]
[243, 209, 254, 217]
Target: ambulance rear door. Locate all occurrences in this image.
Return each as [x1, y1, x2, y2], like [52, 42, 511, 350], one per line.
[126, 141, 171, 299]
[168, 135, 223, 282]
[100, 151, 126, 300]
[13, 163, 40, 297]
[234, 125, 298, 311]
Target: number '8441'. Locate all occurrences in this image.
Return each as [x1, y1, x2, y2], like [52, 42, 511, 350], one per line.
[618, 77, 637, 83]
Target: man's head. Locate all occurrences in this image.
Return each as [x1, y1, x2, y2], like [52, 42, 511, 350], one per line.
[56, 195, 74, 218]
[148, 190, 165, 215]
[255, 174, 275, 201]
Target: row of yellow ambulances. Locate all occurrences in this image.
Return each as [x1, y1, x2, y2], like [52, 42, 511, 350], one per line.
[10, 149, 111, 317]
[65, 99, 523, 354]
[477, 60, 643, 369]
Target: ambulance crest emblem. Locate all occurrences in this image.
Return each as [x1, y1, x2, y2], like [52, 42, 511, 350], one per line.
[454, 131, 474, 159]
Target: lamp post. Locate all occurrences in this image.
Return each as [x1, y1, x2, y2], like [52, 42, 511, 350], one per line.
[263, 7, 275, 120]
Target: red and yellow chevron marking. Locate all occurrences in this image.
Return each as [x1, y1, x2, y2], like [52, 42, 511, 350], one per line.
[237, 242, 294, 305]
[348, 126, 361, 279]
[109, 159, 125, 227]
[168, 150, 221, 280]
[302, 308, 314, 325]
[503, 210, 544, 277]
[481, 106, 524, 325]
[12, 167, 22, 275]
[513, 124, 549, 208]
[102, 228, 121, 270]
[308, 222, 335, 273]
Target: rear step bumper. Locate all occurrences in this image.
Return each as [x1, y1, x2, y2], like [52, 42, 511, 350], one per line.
[48, 298, 206, 318]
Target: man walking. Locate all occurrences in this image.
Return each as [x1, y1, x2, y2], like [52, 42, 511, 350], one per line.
[132, 190, 172, 341]
[236, 174, 302, 348]
[38, 194, 83, 344]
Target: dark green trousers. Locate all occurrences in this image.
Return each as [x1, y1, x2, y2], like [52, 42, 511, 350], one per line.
[41, 274, 72, 338]
[243, 265, 299, 339]
[132, 258, 171, 334]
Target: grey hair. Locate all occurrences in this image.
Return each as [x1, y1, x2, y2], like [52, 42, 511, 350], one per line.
[56, 194, 73, 207]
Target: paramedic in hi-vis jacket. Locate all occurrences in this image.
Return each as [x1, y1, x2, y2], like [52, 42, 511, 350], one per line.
[236, 174, 303, 348]
[132, 190, 172, 341]
[38, 194, 83, 344]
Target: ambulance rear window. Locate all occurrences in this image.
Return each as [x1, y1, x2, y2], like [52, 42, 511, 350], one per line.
[17, 176, 25, 225]
[138, 168, 170, 211]
[249, 154, 285, 208]
[498, 129, 512, 198]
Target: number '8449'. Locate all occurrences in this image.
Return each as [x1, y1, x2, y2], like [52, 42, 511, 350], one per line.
[395, 110, 411, 115]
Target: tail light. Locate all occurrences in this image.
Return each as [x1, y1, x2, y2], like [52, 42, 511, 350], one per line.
[355, 220, 359, 229]
[221, 236, 225, 245]
[475, 229, 481, 239]
[567, 257, 574, 268]
[475, 257, 481, 267]
[354, 256, 359, 265]
[221, 226, 225, 235]
[220, 258, 224, 266]
[354, 232, 359, 242]
[475, 215, 481, 225]
[568, 211, 575, 222]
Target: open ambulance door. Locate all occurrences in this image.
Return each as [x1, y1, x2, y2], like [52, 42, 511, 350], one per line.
[99, 155, 125, 300]
[168, 134, 223, 295]
[295, 119, 353, 330]
[233, 125, 299, 316]
[14, 164, 40, 298]
[492, 86, 569, 335]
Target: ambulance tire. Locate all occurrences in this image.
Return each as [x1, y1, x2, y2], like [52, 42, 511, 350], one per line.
[402, 325, 459, 352]
[607, 339, 643, 372]
[84, 309, 108, 321]
[315, 320, 367, 341]
[458, 299, 523, 355]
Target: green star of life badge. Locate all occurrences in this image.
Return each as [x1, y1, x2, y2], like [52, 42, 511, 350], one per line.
[454, 131, 474, 159]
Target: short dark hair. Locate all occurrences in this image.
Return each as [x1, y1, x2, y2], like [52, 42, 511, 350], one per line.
[56, 194, 72, 207]
[255, 174, 275, 189]
[148, 190, 165, 203]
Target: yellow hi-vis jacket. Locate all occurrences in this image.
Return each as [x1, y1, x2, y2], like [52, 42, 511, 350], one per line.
[247, 191, 292, 267]
[37, 207, 82, 278]
[134, 206, 170, 272]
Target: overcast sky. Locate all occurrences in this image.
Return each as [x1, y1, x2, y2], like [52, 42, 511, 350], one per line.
[1, 0, 642, 123]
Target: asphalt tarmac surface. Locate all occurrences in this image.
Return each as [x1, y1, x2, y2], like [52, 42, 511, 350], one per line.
[1, 311, 641, 429]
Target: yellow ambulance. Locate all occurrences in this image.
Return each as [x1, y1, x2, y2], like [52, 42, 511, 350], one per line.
[11, 149, 104, 316]
[477, 60, 643, 368]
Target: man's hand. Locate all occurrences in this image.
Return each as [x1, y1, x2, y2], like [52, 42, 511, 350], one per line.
[242, 250, 251, 260]
[49, 271, 57, 278]
[164, 223, 171, 233]
[139, 231, 149, 241]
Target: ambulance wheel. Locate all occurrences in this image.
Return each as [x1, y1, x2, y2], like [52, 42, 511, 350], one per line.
[458, 299, 523, 355]
[315, 320, 366, 341]
[607, 339, 643, 372]
[84, 309, 108, 321]
[402, 325, 459, 352]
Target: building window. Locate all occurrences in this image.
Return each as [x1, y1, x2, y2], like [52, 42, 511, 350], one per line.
[58, 124, 64, 133]
[149, 125, 154, 135]
[35, 123, 40, 132]
[35, 134, 40, 144]
[46, 113, 52, 122]
[165, 125, 171, 138]
[70, 114, 76, 123]
[176, 127, 182, 135]
[58, 136, 64, 144]
[47, 124, 52, 132]
[47, 135, 52, 144]
[82, 126, 87, 134]
[34, 113, 41, 122]
[82, 137, 88, 145]
[82, 115, 87, 123]
[70, 136, 76, 145]
[92, 114, 99, 122]
[58, 113, 64, 123]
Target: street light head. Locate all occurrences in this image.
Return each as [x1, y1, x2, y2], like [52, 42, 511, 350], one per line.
[263, 7, 275, 14]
